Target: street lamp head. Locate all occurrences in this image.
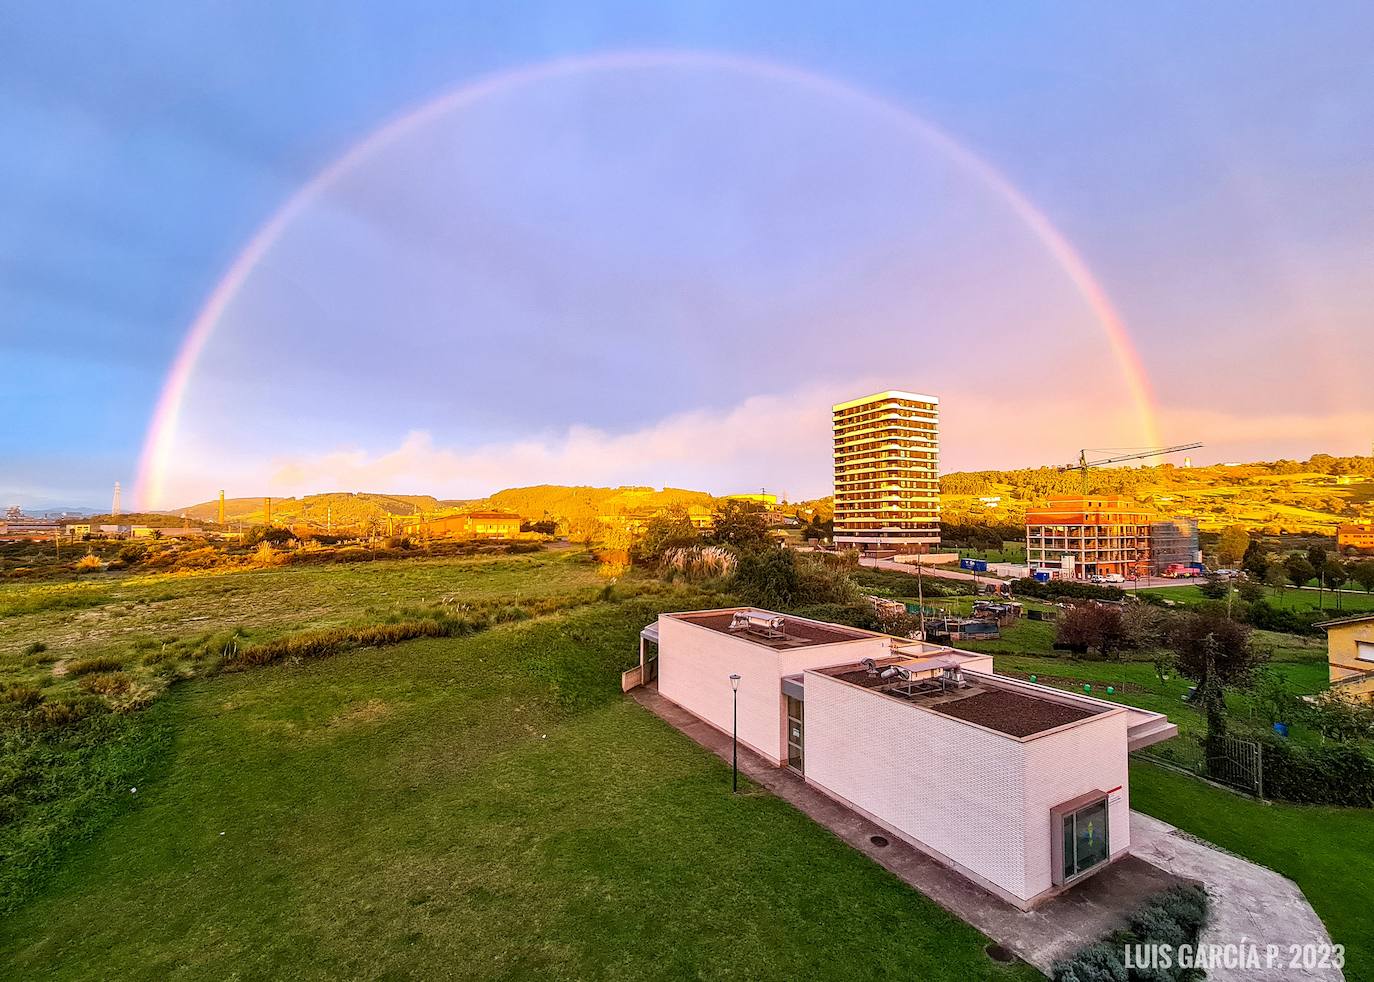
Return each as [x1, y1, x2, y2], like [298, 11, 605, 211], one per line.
[729, 673, 741, 691]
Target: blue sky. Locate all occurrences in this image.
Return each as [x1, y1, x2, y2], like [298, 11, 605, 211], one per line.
[2, 2, 1371, 509]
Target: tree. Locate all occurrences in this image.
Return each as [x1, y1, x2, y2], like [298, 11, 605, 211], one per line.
[632, 509, 700, 565]
[1352, 560, 1374, 594]
[709, 500, 771, 550]
[1308, 543, 1328, 607]
[1197, 573, 1229, 600]
[1121, 601, 1165, 655]
[1323, 559, 1349, 611]
[1054, 604, 1129, 659]
[1285, 554, 1315, 589]
[1169, 611, 1261, 689]
[1240, 539, 1268, 580]
[1217, 524, 1249, 566]
[1264, 562, 1289, 597]
[1237, 579, 1265, 604]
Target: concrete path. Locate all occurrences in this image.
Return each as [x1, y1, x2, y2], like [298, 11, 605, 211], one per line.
[631, 684, 1188, 975]
[1130, 812, 1342, 981]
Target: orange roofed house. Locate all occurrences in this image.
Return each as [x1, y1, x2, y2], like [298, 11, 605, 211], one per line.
[411, 511, 522, 539]
[1025, 496, 1159, 579]
[1338, 523, 1374, 554]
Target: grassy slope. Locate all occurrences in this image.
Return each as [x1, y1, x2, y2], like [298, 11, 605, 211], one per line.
[1146, 583, 1374, 613]
[0, 551, 608, 698]
[1, 604, 1034, 981]
[1131, 763, 1373, 982]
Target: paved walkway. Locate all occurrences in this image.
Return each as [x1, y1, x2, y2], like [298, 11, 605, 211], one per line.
[1131, 813, 1341, 981]
[631, 684, 1184, 974]
[631, 684, 1340, 980]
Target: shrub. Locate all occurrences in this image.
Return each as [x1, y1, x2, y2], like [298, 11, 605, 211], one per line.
[78, 672, 131, 696]
[1244, 600, 1323, 636]
[26, 696, 105, 731]
[117, 543, 147, 565]
[1053, 885, 1207, 982]
[73, 554, 103, 573]
[661, 545, 737, 581]
[1, 684, 44, 709]
[1053, 941, 1127, 982]
[250, 543, 288, 567]
[22, 641, 46, 657]
[65, 654, 124, 676]
[733, 548, 860, 609]
[171, 546, 222, 571]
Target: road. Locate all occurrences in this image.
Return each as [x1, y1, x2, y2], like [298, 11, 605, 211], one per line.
[859, 558, 1214, 593]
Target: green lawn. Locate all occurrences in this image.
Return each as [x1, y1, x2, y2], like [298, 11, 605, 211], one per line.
[0, 600, 1035, 980]
[1131, 762, 1374, 982]
[1145, 583, 1374, 613]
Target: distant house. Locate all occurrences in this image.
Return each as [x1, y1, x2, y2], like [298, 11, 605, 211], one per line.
[1317, 613, 1374, 701]
[64, 523, 92, 539]
[412, 511, 521, 539]
[1337, 523, 1374, 554]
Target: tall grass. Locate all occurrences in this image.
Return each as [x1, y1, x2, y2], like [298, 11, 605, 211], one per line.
[222, 615, 491, 670]
[0, 588, 113, 619]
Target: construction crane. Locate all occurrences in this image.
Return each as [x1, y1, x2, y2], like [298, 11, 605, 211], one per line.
[1061, 443, 1203, 491]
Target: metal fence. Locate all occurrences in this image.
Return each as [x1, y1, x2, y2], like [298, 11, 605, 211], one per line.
[1205, 734, 1264, 797]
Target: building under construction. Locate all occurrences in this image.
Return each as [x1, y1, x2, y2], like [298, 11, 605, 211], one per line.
[1025, 496, 1154, 579]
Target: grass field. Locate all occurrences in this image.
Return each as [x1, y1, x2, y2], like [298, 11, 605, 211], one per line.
[1145, 582, 1374, 614]
[1131, 762, 1374, 981]
[0, 597, 1036, 981]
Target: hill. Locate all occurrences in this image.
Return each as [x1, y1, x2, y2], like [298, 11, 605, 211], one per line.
[940, 453, 1374, 533]
[174, 492, 450, 528]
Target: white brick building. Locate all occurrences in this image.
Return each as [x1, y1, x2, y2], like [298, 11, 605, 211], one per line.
[638, 608, 1177, 909]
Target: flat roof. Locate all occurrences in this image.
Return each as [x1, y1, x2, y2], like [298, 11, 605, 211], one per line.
[814, 662, 1108, 738]
[669, 608, 879, 649]
[832, 390, 940, 412]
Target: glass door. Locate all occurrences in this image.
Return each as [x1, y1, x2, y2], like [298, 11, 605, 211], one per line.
[1061, 799, 1109, 881]
[786, 696, 804, 774]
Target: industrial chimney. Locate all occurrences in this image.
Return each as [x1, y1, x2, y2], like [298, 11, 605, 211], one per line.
[112, 481, 121, 518]
[217, 490, 225, 525]
[264, 497, 272, 525]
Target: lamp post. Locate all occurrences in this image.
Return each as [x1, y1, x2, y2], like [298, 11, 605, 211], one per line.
[729, 673, 741, 793]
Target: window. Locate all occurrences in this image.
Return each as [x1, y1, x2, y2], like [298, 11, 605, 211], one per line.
[1051, 793, 1111, 885]
[1357, 640, 1374, 663]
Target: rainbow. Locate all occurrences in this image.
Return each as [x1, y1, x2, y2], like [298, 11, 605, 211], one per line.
[135, 50, 1160, 508]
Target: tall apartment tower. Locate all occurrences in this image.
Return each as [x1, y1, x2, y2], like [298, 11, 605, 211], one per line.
[832, 390, 940, 553]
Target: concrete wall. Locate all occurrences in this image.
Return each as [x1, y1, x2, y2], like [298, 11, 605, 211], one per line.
[802, 670, 1130, 907]
[655, 615, 889, 765]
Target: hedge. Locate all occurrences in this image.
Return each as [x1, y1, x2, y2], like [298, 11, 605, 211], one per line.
[1012, 578, 1126, 602]
[1258, 735, 1374, 807]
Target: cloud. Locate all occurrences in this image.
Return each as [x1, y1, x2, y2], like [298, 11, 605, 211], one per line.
[153, 384, 1374, 510]
[264, 387, 837, 500]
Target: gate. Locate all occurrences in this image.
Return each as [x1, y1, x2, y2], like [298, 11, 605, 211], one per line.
[1206, 735, 1264, 797]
